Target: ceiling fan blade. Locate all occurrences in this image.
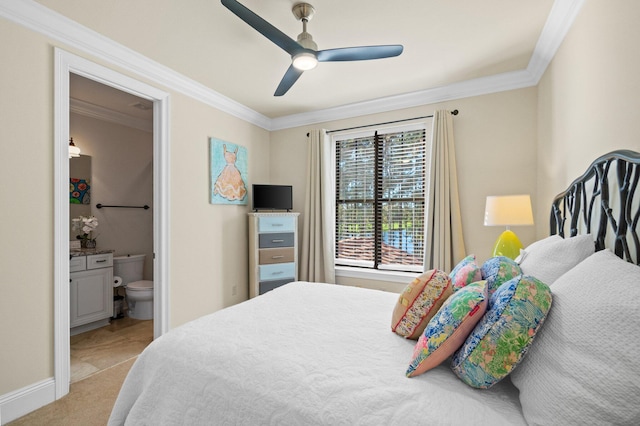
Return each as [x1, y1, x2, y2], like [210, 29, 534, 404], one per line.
[221, 0, 302, 55]
[317, 45, 403, 62]
[274, 65, 304, 96]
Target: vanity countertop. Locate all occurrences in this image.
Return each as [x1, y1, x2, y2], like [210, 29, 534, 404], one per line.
[70, 248, 115, 257]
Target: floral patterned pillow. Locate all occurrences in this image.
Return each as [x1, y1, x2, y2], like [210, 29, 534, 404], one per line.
[451, 275, 552, 389]
[406, 281, 488, 377]
[481, 256, 522, 297]
[391, 269, 452, 340]
[449, 255, 482, 291]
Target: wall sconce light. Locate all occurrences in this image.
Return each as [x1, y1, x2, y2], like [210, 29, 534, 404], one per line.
[69, 137, 81, 158]
[484, 194, 534, 259]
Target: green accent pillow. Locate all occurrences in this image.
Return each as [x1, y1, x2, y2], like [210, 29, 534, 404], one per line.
[481, 256, 522, 296]
[451, 275, 552, 388]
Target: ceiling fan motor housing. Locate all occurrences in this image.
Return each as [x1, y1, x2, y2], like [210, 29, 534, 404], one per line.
[293, 3, 317, 50]
[292, 3, 315, 22]
[296, 31, 317, 50]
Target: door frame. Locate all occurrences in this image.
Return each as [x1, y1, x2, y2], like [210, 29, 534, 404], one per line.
[53, 48, 171, 398]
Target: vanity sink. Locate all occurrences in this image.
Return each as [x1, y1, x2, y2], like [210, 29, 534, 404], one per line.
[69, 249, 115, 335]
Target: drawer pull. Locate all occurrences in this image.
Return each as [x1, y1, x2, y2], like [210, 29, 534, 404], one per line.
[272, 271, 284, 275]
[272, 239, 284, 243]
[272, 255, 285, 259]
[272, 223, 283, 227]
[96, 259, 107, 263]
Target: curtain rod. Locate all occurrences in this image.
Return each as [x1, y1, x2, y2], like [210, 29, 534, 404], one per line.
[320, 109, 458, 135]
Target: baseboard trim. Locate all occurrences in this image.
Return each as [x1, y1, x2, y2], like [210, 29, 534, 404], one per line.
[0, 378, 56, 425]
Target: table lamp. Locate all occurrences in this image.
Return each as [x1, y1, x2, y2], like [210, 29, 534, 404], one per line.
[484, 194, 534, 259]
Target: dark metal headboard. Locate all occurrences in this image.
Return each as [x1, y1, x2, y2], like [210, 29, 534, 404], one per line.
[550, 150, 640, 265]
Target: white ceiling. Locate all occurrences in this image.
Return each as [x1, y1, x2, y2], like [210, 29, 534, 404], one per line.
[215, 0, 555, 117]
[55, 0, 564, 123]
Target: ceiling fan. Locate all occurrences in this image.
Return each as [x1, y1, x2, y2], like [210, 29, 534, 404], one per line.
[221, 0, 404, 96]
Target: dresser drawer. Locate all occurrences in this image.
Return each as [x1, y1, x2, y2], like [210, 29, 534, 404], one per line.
[70, 256, 87, 272]
[259, 247, 295, 265]
[258, 216, 296, 233]
[259, 262, 296, 282]
[259, 232, 294, 248]
[87, 253, 113, 270]
[259, 279, 292, 295]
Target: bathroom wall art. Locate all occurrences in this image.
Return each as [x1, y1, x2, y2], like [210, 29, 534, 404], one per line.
[70, 178, 91, 204]
[210, 137, 248, 205]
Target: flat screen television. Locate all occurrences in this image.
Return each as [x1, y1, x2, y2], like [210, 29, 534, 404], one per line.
[252, 184, 293, 211]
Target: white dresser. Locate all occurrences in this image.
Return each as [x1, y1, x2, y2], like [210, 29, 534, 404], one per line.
[70, 251, 114, 335]
[248, 212, 299, 298]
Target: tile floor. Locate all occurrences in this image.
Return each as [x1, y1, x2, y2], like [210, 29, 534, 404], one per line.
[70, 317, 153, 383]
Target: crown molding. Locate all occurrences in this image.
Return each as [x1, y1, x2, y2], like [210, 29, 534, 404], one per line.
[527, 0, 586, 83]
[270, 69, 537, 130]
[70, 98, 153, 133]
[0, 0, 583, 131]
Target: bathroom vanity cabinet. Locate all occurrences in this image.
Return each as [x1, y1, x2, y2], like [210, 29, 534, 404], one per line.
[70, 251, 113, 335]
[248, 212, 299, 298]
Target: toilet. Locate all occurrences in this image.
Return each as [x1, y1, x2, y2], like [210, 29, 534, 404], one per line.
[113, 254, 153, 320]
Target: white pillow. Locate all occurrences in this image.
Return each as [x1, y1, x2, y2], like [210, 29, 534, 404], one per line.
[517, 234, 594, 285]
[510, 249, 640, 425]
[514, 235, 562, 263]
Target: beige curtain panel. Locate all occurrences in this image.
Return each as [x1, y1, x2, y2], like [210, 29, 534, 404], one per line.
[299, 129, 336, 283]
[424, 110, 466, 271]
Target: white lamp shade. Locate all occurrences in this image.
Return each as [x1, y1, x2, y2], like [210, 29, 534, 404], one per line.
[69, 137, 81, 158]
[69, 144, 81, 158]
[484, 195, 534, 226]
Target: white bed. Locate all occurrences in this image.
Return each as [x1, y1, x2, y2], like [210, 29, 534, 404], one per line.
[109, 150, 640, 425]
[110, 282, 525, 425]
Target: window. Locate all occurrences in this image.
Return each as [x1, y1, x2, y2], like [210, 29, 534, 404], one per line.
[334, 123, 428, 272]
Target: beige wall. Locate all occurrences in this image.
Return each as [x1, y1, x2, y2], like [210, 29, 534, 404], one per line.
[168, 92, 270, 326]
[536, 0, 640, 238]
[0, 20, 56, 396]
[270, 88, 539, 291]
[0, 18, 270, 395]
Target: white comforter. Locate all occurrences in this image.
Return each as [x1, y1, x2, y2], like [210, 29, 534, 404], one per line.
[109, 282, 525, 425]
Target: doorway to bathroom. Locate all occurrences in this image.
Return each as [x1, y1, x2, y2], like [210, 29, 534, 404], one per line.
[68, 73, 155, 383]
[54, 49, 170, 399]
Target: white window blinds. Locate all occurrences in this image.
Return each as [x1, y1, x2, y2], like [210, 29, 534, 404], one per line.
[335, 124, 427, 272]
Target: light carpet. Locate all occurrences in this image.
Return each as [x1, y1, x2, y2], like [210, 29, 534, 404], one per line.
[8, 357, 134, 425]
